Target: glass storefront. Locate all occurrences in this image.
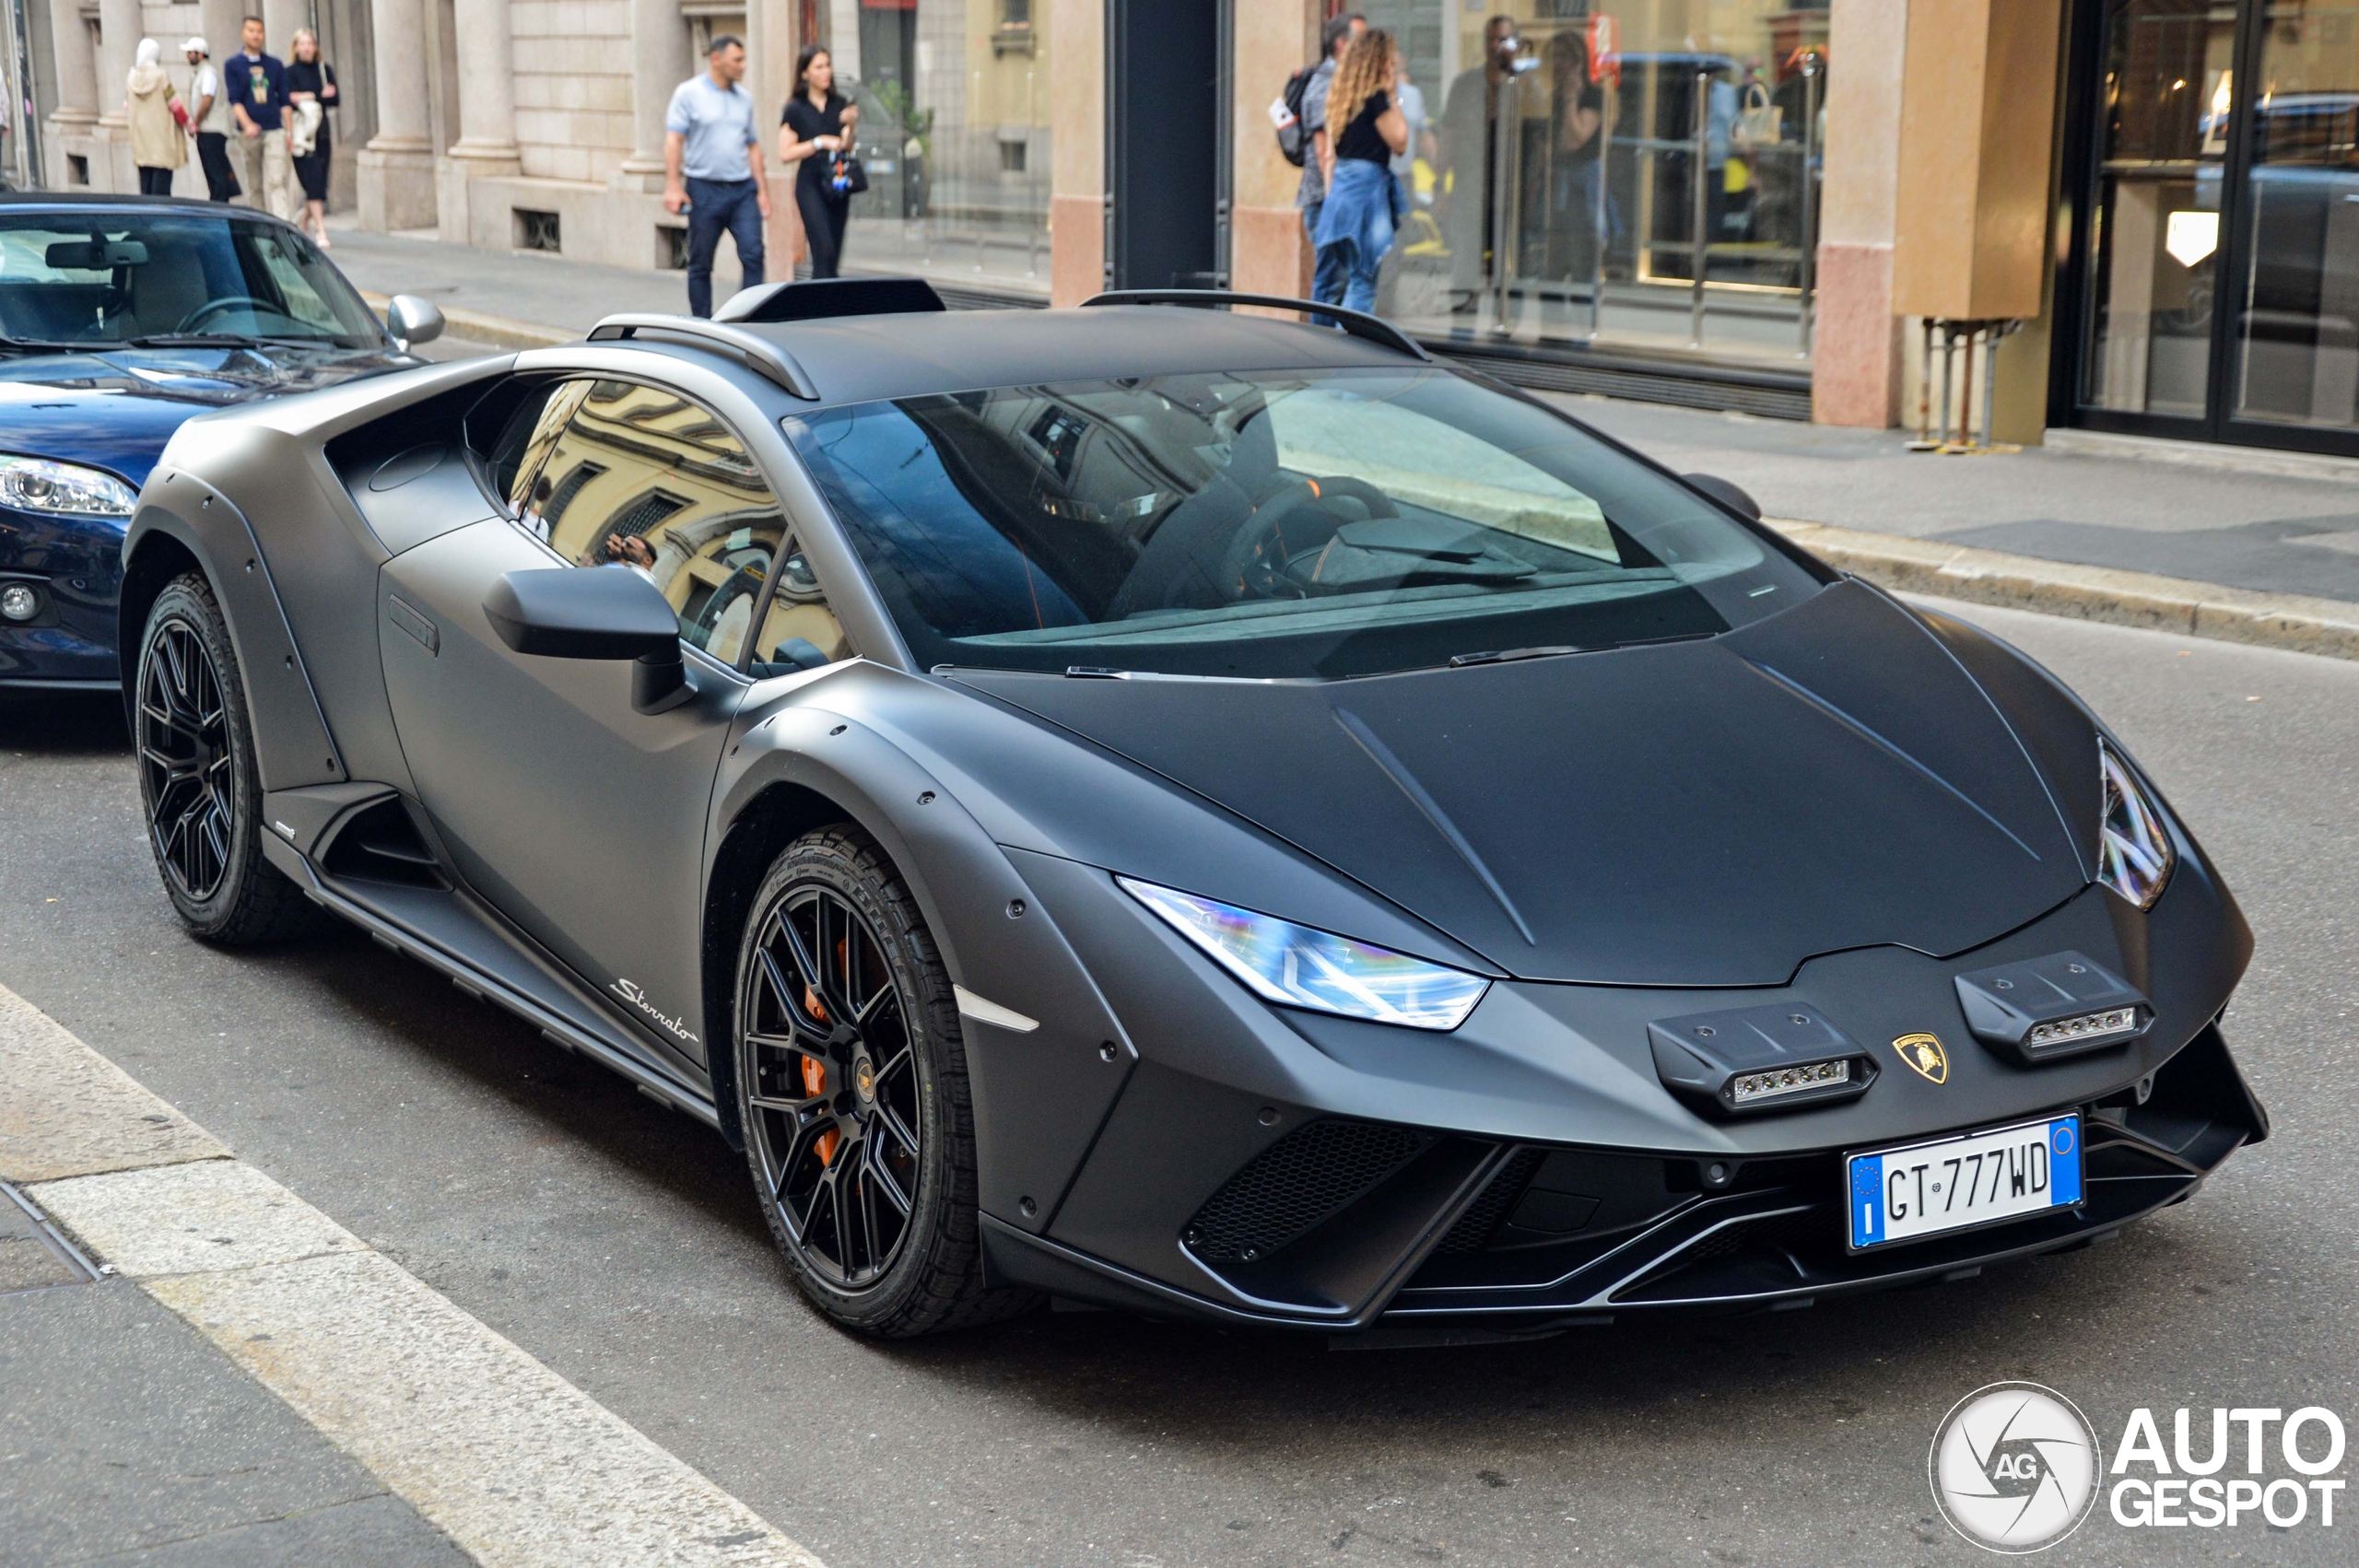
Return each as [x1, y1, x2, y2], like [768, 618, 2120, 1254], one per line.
[2074, 0, 2359, 449]
[815, 0, 1053, 294]
[1362, 1, 1826, 374]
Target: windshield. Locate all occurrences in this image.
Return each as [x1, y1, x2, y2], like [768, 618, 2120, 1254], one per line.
[0, 212, 385, 349]
[783, 366, 1822, 679]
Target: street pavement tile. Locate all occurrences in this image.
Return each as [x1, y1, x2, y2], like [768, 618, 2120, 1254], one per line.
[0, 1278, 464, 1565]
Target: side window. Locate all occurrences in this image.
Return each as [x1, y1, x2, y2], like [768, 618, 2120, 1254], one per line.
[520, 379, 788, 665]
[748, 536, 851, 677]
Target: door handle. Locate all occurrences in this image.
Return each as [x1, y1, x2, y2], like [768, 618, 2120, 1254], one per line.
[387, 594, 440, 655]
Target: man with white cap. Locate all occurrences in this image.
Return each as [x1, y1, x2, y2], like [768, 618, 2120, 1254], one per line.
[183, 37, 240, 202]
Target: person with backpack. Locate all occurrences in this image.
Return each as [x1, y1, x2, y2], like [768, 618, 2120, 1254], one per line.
[1288, 12, 1364, 307]
[1312, 29, 1408, 314]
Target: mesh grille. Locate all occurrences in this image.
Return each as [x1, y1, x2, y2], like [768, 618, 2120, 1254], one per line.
[1185, 1120, 1431, 1261]
[1436, 1147, 1546, 1254]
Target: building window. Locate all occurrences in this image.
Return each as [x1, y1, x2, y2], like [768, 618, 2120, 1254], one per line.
[514, 209, 561, 253]
[999, 139, 1027, 174]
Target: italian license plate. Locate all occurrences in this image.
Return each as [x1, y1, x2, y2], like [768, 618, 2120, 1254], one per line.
[1846, 1115, 2082, 1251]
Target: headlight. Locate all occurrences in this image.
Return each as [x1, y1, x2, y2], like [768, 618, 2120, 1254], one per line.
[2097, 740, 2174, 909]
[0, 454, 138, 518]
[1118, 877, 1490, 1031]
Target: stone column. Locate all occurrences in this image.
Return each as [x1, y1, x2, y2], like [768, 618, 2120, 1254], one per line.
[617, 0, 690, 190]
[1046, 0, 1107, 305]
[93, 0, 141, 189]
[358, 0, 439, 229]
[1224, 0, 1320, 303]
[43, 0, 98, 186]
[439, 0, 522, 244]
[1812, 0, 1908, 427]
[95, 0, 137, 124]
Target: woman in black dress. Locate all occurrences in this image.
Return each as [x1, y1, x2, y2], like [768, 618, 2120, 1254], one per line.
[286, 29, 338, 249]
[778, 45, 859, 278]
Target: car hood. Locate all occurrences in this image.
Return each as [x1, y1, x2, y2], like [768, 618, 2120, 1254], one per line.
[0, 343, 415, 488]
[948, 580, 2097, 986]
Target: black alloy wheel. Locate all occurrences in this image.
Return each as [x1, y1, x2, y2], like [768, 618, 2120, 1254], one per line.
[135, 574, 312, 943]
[139, 614, 233, 902]
[735, 825, 1037, 1336]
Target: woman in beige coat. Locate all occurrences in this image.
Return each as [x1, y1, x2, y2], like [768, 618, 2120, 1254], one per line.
[126, 39, 188, 195]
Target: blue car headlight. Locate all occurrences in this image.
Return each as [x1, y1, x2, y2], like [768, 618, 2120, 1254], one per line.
[0, 454, 138, 519]
[2097, 740, 2174, 909]
[1118, 877, 1490, 1031]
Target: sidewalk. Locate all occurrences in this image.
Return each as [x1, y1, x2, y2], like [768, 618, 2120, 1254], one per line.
[326, 227, 2359, 655]
[0, 983, 820, 1568]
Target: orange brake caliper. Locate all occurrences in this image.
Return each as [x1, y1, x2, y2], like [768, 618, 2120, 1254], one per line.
[802, 1053, 839, 1165]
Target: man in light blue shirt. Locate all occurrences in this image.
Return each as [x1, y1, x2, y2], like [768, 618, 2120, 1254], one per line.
[664, 36, 770, 318]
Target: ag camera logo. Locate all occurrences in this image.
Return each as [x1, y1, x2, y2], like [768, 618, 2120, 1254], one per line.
[1930, 1382, 2103, 1552]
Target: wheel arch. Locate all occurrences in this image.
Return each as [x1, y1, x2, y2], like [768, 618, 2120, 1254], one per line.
[116, 524, 206, 731]
[119, 477, 346, 793]
[701, 778, 863, 1153]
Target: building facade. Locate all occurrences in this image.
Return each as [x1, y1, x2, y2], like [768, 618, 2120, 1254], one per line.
[18, 0, 2359, 462]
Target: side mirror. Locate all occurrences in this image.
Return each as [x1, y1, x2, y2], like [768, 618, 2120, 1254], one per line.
[482, 568, 694, 714]
[385, 294, 446, 348]
[1682, 472, 1763, 522]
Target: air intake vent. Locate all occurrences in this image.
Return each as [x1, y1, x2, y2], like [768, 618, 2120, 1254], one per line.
[1183, 1119, 1433, 1262]
[322, 798, 444, 888]
[1435, 1146, 1545, 1254]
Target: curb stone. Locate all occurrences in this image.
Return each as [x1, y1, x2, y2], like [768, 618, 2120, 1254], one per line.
[1769, 520, 2359, 663]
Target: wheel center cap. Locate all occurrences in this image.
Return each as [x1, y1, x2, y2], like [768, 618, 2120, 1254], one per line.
[852, 1055, 876, 1104]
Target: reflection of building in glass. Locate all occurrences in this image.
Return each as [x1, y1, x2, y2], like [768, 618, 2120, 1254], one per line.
[19, 0, 2348, 460]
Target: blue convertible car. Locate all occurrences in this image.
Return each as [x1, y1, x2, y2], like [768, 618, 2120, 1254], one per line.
[0, 193, 443, 690]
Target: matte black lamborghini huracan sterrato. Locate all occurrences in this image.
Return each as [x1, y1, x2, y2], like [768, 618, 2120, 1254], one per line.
[123, 279, 2266, 1340]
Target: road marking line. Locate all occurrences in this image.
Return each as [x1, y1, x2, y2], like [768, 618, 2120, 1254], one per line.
[1, 983, 823, 1568]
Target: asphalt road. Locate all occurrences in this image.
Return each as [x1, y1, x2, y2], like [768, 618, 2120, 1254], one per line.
[3, 600, 2353, 1568]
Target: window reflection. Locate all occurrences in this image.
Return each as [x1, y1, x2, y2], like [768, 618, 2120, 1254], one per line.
[2235, 4, 2359, 430]
[1371, 2, 1825, 369]
[2083, 0, 2237, 419]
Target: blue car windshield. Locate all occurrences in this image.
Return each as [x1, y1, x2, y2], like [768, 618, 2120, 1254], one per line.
[0, 212, 383, 348]
[783, 366, 1822, 679]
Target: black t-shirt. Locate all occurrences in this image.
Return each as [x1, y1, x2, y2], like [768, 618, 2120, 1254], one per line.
[1559, 79, 1605, 164]
[1334, 88, 1391, 166]
[782, 93, 848, 198]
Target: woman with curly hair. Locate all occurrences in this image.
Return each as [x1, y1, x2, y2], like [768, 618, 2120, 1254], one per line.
[1311, 28, 1409, 313]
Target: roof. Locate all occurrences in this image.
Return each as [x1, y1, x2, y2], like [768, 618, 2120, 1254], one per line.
[734, 304, 1430, 408]
[0, 191, 301, 225]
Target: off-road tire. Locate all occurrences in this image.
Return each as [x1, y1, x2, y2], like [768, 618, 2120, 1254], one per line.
[734, 824, 1039, 1336]
[135, 573, 315, 944]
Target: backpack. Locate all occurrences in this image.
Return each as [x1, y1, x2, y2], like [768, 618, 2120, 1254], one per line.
[1273, 62, 1319, 168]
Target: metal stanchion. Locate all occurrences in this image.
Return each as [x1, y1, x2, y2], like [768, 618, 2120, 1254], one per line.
[1689, 69, 1709, 348]
[1907, 318, 1939, 451]
[1491, 69, 1523, 334]
[1590, 95, 1611, 340]
[1796, 53, 1820, 357]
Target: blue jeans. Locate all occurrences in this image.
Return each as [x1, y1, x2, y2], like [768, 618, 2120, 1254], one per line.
[685, 176, 765, 318]
[1305, 202, 1349, 308]
[1309, 160, 1399, 315]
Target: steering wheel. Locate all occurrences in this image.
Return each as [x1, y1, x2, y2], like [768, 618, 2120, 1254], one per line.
[173, 297, 277, 333]
[1222, 474, 1399, 598]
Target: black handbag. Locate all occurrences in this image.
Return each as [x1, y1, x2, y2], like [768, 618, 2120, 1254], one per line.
[828, 151, 868, 196]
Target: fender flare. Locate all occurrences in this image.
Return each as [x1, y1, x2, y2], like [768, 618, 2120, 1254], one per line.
[120, 472, 346, 792]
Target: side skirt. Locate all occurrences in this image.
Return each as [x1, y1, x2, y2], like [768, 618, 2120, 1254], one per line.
[262, 834, 722, 1127]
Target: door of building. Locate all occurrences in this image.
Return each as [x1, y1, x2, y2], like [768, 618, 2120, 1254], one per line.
[2061, 0, 2359, 457]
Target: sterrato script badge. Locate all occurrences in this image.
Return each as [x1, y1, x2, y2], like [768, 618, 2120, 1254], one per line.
[1892, 1031, 1949, 1084]
[613, 978, 700, 1046]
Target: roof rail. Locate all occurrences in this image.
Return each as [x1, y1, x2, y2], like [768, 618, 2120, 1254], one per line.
[1079, 289, 1434, 363]
[714, 275, 946, 324]
[583, 314, 820, 400]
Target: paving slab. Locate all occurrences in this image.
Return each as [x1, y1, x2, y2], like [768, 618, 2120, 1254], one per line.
[0, 1277, 468, 1566]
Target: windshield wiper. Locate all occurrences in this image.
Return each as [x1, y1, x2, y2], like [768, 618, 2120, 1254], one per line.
[1449, 631, 1717, 669]
[0, 336, 94, 356]
[125, 332, 268, 347]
